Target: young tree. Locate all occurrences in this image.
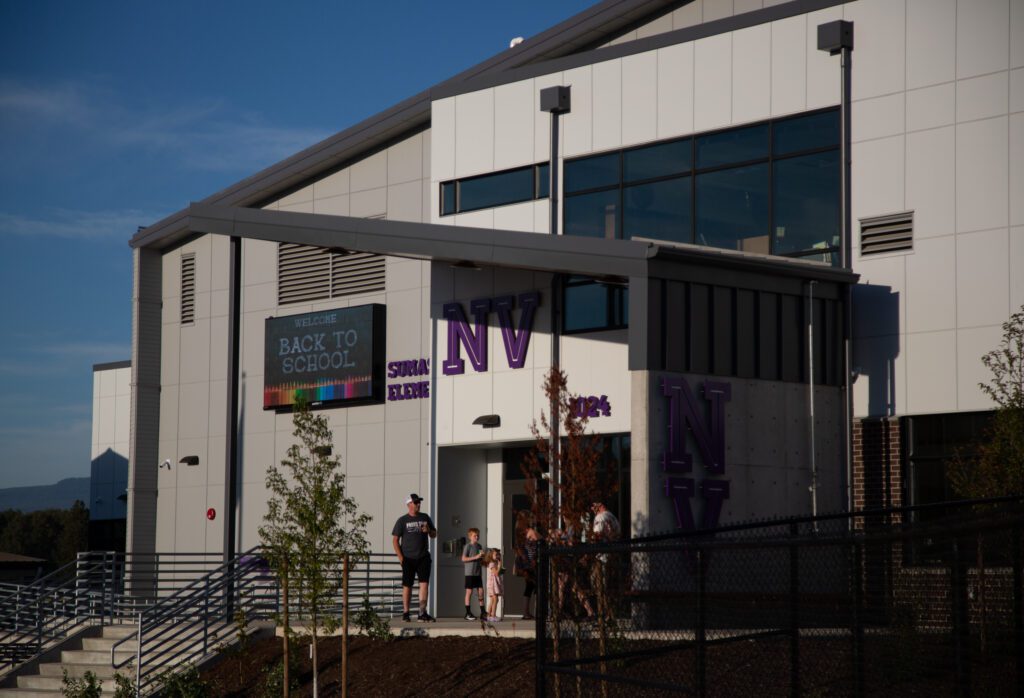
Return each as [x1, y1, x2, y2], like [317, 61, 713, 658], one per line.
[950, 305, 1024, 499]
[521, 368, 616, 697]
[258, 397, 371, 698]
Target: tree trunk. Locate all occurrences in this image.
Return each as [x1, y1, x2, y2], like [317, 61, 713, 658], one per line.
[282, 557, 290, 698]
[342, 552, 349, 698]
[312, 609, 319, 698]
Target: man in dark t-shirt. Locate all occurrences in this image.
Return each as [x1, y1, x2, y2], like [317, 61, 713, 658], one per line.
[391, 493, 437, 622]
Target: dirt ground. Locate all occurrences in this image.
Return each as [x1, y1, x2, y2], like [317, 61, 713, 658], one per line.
[202, 634, 535, 697]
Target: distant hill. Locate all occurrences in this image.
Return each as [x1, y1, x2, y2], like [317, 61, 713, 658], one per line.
[0, 477, 90, 513]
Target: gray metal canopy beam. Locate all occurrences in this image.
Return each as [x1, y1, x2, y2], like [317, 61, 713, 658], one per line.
[187, 203, 654, 278]
[186, 204, 857, 286]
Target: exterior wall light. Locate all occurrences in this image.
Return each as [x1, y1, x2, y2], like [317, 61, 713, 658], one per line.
[472, 414, 501, 428]
[179, 455, 200, 466]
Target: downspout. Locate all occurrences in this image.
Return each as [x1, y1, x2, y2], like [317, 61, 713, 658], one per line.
[807, 280, 819, 524]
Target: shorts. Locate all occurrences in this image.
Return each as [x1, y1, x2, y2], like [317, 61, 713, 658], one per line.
[464, 574, 483, 590]
[401, 555, 431, 586]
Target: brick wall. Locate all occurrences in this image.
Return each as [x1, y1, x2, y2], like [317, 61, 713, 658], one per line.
[852, 418, 902, 512]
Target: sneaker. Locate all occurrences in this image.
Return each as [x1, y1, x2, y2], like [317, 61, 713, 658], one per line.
[464, 611, 476, 620]
[485, 615, 501, 622]
[401, 611, 411, 622]
[417, 611, 435, 622]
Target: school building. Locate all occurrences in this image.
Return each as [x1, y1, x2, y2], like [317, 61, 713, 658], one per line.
[124, 0, 1024, 617]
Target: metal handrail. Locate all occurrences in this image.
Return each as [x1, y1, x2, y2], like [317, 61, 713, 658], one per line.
[0, 557, 115, 676]
[110, 549, 273, 695]
[110, 548, 403, 695]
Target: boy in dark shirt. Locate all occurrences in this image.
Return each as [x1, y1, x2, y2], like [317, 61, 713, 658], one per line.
[391, 493, 437, 622]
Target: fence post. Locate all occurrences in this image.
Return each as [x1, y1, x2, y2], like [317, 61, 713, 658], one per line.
[342, 552, 349, 698]
[852, 540, 864, 698]
[1013, 525, 1022, 694]
[696, 546, 706, 698]
[789, 522, 800, 698]
[536, 540, 548, 698]
[950, 538, 970, 697]
[35, 596, 42, 654]
[135, 611, 142, 698]
[203, 576, 210, 656]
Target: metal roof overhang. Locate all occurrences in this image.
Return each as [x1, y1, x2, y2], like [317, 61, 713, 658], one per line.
[186, 204, 858, 286]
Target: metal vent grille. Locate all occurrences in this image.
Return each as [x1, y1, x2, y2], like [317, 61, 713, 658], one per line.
[278, 243, 385, 304]
[180, 254, 196, 324]
[860, 211, 913, 255]
[332, 252, 385, 298]
[278, 243, 331, 304]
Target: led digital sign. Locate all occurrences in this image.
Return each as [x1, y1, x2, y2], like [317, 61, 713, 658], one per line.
[264, 305, 385, 409]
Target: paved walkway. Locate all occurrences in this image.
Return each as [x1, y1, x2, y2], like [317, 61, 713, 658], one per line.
[389, 616, 536, 639]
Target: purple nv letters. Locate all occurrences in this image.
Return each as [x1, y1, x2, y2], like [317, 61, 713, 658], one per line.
[661, 378, 731, 531]
[442, 292, 540, 375]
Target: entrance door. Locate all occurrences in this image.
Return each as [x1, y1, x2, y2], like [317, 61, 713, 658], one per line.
[501, 446, 536, 616]
[436, 448, 488, 618]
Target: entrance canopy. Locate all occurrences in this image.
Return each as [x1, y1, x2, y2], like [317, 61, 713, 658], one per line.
[184, 203, 857, 371]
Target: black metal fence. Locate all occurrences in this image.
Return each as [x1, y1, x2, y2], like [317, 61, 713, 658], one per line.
[536, 497, 1024, 697]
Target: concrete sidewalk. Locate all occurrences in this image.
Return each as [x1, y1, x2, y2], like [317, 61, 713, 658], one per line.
[390, 616, 536, 639]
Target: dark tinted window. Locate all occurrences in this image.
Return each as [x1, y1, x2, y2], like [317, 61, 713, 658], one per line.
[564, 189, 618, 238]
[774, 110, 840, 155]
[537, 163, 550, 198]
[624, 139, 691, 182]
[441, 182, 457, 216]
[772, 151, 840, 254]
[695, 163, 769, 251]
[458, 166, 533, 212]
[623, 178, 692, 243]
[563, 280, 628, 332]
[696, 124, 768, 169]
[564, 282, 610, 332]
[565, 153, 619, 193]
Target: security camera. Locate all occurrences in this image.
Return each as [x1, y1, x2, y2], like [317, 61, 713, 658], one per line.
[160, 459, 172, 470]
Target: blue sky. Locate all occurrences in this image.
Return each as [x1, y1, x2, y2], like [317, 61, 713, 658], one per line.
[0, 0, 594, 488]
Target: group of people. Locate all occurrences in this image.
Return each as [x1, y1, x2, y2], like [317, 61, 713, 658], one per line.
[390, 493, 619, 623]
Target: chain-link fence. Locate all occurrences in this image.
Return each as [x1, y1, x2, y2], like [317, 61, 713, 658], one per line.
[536, 498, 1024, 697]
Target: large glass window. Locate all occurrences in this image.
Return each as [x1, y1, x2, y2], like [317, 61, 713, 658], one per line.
[695, 163, 769, 252]
[696, 123, 768, 168]
[565, 152, 619, 193]
[564, 190, 618, 239]
[440, 162, 549, 215]
[563, 108, 840, 263]
[623, 178, 691, 242]
[773, 151, 840, 257]
[624, 139, 691, 181]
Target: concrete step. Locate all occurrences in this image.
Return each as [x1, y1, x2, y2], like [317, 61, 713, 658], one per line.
[59, 649, 134, 665]
[39, 662, 120, 679]
[81, 637, 137, 652]
[99, 625, 137, 640]
[0, 689, 62, 697]
[17, 676, 62, 691]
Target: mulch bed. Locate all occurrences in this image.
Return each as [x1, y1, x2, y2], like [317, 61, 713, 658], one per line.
[202, 634, 534, 697]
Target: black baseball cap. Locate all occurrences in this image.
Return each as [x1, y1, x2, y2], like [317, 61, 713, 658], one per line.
[405, 493, 423, 504]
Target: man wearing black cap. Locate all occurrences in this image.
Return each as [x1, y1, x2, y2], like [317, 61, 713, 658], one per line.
[391, 493, 437, 622]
